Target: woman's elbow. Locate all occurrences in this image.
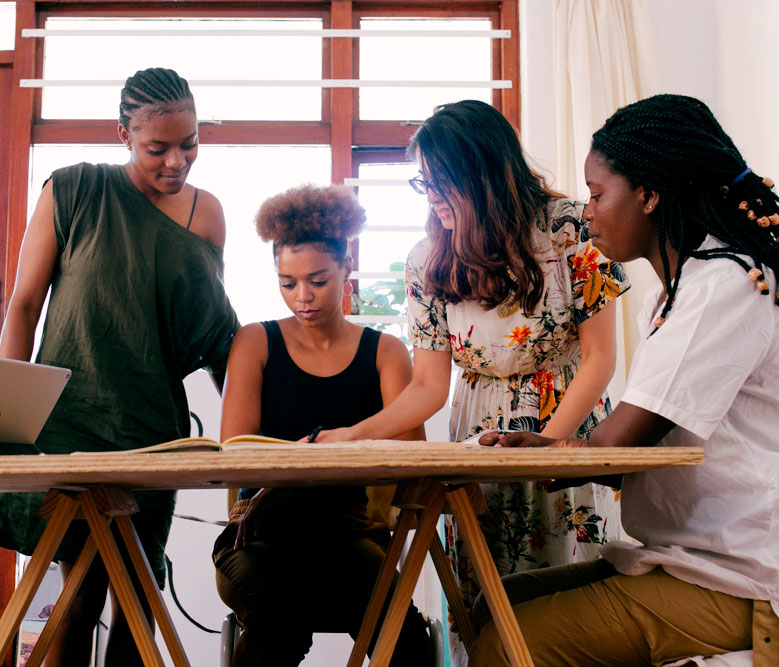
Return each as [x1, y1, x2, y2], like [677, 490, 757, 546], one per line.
[426, 381, 450, 412]
[581, 347, 617, 385]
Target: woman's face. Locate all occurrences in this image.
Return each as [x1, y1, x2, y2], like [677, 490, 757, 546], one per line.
[415, 148, 462, 231]
[276, 243, 350, 327]
[119, 108, 198, 198]
[583, 150, 658, 263]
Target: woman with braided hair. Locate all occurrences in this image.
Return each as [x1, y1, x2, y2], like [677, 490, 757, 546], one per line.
[0, 67, 238, 665]
[470, 94, 779, 666]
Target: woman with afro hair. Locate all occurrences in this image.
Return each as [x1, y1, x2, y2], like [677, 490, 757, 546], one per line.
[212, 183, 433, 666]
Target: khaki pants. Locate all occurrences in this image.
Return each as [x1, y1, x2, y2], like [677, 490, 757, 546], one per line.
[469, 559, 779, 667]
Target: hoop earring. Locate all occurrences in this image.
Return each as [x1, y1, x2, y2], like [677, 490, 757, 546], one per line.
[343, 282, 353, 298]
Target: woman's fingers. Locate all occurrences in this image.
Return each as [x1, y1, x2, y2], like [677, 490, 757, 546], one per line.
[495, 432, 556, 448]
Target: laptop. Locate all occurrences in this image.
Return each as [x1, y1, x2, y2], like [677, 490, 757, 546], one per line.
[0, 359, 71, 445]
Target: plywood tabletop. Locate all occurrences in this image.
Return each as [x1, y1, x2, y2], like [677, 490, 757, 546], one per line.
[0, 441, 704, 492]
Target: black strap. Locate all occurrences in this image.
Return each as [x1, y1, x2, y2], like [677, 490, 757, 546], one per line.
[164, 555, 219, 634]
[186, 188, 199, 230]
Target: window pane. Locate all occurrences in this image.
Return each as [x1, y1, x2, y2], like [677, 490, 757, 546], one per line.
[358, 161, 428, 269]
[0, 3, 14, 50]
[29, 145, 128, 207]
[359, 18, 493, 120]
[355, 162, 428, 330]
[41, 17, 323, 121]
[30, 144, 332, 327]
[196, 146, 332, 324]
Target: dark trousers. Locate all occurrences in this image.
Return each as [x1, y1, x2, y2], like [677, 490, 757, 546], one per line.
[213, 528, 433, 666]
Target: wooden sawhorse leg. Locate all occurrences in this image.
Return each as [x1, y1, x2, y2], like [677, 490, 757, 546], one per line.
[351, 480, 535, 667]
[446, 484, 534, 667]
[347, 506, 416, 667]
[80, 487, 189, 667]
[0, 492, 80, 660]
[428, 534, 477, 650]
[25, 533, 98, 667]
[369, 481, 446, 666]
[0, 486, 190, 667]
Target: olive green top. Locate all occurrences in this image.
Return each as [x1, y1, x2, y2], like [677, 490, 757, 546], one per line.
[35, 162, 239, 454]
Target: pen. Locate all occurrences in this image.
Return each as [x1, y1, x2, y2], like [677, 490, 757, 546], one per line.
[308, 425, 323, 443]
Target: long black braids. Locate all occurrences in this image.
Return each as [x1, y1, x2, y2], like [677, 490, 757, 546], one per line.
[119, 67, 195, 130]
[592, 94, 779, 330]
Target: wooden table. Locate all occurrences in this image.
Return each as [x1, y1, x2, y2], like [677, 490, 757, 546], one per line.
[0, 441, 704, 667]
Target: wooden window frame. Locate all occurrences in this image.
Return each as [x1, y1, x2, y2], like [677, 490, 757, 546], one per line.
[4, 1, 518, 313]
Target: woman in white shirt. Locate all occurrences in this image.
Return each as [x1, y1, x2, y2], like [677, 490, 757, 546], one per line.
[470, 94, 779, 666]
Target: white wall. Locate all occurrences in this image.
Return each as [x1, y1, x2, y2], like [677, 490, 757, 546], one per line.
[647, 0, 779, 183]
[710, 0, 779, 181]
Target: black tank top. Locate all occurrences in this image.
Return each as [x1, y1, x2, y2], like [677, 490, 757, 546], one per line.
[240, 320, 386, 541]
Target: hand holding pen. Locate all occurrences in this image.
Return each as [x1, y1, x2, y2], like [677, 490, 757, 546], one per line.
[302, 425, 353, 443]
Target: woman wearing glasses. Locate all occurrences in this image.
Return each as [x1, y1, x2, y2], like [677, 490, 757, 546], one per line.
[316, 100, 629, 661]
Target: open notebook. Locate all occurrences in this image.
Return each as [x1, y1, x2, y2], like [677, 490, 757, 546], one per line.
[0, 359, 71, 445]
[87, 435, 482, 454]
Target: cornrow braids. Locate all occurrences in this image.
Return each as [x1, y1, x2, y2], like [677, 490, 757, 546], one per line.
[592, 94, 779, 331]
[119, 68, 195, 130]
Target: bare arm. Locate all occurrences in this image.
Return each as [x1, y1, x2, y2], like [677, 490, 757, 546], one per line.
[199, 190, 231, 392]
[540, 301, 617, 438]
[314, 346, 451, 442]
[0, 181, 59, 360]
[482, 401, 675, 449]
[375, 334, 426, 441]
[585, 401, 675, 448]
[219, 323, 266, 441]
[220, 324, 274, 549]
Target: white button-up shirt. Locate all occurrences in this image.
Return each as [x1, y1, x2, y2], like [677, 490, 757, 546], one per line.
[601, 236, 779, 617]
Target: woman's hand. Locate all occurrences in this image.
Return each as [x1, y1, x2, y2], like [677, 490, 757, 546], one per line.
[549, 437, 588, 448]
[479, 431, 556, 448]
[233, 488, 278, 549]
[309, 426, 355, 443]
[479, 431, 588, 448]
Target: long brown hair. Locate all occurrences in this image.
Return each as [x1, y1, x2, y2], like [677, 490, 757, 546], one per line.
[408, 100, 560, 313]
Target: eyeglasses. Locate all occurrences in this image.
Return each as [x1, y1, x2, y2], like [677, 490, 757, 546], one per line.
[408, 176, 450, 197]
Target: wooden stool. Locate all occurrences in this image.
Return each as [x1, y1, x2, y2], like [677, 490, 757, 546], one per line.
[347, 479, 534, 667]
[0, 485, 189, 667]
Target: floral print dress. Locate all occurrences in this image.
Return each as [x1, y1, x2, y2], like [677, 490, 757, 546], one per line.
[406, 199, 630, 646]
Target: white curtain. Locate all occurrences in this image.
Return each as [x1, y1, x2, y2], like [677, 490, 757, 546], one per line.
[552, 0, 659, 399]
[553, 0, 658, 198]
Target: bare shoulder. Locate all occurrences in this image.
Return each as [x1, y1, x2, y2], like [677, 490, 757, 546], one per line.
[376, 332, 412, 370]
[191, 187, 227, 247]
[229, 322, 269, 366]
